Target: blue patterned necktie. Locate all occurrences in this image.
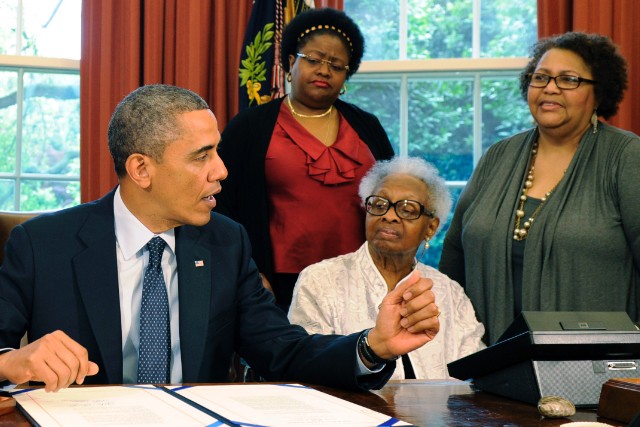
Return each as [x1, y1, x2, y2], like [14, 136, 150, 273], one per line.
[137, 236, 170, 384]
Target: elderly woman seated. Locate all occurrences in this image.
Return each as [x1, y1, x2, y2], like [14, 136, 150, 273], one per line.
[288, 156, 485, 379]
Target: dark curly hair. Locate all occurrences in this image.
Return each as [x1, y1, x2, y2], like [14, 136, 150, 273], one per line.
[519, 32, 628, 119]
[280, 8, 364, 79]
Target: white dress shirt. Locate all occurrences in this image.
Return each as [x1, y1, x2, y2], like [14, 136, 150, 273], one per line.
[114, 187, 182, 383]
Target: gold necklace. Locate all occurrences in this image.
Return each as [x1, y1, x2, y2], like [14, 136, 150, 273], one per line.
[321, 111, 334, 146]
[513, 141, 563, 241]
[286, 96, 333, 118]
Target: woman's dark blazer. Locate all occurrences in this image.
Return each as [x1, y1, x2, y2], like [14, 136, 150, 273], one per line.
[217, 97, 394, 282]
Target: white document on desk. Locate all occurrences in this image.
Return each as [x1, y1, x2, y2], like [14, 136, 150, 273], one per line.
[12, 385, 222, 426]
[168, 383, 411, 426]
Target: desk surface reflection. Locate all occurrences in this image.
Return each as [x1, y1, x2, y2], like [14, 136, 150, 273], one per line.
[0, 380, 626, 426]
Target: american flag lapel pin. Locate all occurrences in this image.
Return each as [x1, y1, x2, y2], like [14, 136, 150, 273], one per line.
[194, 260, 205, 267]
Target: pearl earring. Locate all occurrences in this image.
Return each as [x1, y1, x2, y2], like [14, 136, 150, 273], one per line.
[591, 110, 599, 134]
[424, 238, 431, 250]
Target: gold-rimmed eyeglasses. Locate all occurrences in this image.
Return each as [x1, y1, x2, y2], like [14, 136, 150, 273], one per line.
[296, 53, 350, 73]
[527, 72, 597, 90]
[365, 195, 434, 220]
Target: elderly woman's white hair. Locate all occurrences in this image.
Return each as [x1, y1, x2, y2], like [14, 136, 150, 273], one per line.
[358, 156, 452, 232]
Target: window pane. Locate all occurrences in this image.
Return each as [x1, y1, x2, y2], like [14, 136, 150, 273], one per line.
[22, 0, 81, 59]
[407, 79, 474, 181]
[480, 0, 537, 57]
[20, 180, 79, 211]
[341, 79, 401, 154]
[408, 0, 472, 59]
[21, 72, 80, 176]
[417, 186, 462, 267]
[0, 179, 16, 210]
[345, 0, 399, 60]
[0, 70, 18, 173]
[481, 77, 531, 153]
[0, 2, 18, 55]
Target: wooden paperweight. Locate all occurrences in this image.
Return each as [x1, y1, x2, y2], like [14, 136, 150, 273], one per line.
[598, 378, 640, 423]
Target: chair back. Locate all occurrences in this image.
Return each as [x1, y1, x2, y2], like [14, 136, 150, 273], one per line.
[0, 211, 40, 265]
[0, 211, 40, 347]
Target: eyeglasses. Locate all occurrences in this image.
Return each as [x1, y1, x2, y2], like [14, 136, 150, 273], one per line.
[296, 53, 350, 73]
[365, 195, 434, 220]
[527, 73, 597, 90]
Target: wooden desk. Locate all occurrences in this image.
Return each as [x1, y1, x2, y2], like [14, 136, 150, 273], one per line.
[0, 380, 627, 426]
[332, 380, 627, 426]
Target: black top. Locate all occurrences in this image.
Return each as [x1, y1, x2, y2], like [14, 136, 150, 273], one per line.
[511, 197, 542, 315]
[217, 97, 394, 282]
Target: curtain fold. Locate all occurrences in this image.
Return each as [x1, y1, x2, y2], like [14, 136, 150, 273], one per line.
[537, 0, 640, 135]
[80, 0, 251, 202]
[315, 0, 343, 8]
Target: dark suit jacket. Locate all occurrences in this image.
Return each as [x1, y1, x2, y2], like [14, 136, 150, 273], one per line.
[0, 190, 393, 390]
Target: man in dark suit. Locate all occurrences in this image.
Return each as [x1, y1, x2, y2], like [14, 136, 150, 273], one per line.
[0, 85, 440, 392]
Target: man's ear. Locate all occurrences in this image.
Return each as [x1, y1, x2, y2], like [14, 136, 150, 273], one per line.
[124, 153, 152, 189]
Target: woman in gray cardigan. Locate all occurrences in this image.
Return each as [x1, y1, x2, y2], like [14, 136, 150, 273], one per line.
[439, 32, 640, 345]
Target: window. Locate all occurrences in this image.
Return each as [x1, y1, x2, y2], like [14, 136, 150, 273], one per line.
[343, 0, 537, 266]
[0, 0, 81, 211]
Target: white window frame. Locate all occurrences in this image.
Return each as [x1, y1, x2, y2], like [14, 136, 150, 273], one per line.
[0, 0, 81, 210]
[346, 0, 534, 189]
[0, 56, 80, 210]
[353, 57, 528, 190]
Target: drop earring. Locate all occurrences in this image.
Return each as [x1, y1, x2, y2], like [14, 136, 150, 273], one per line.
[591, 110, 599, 134]
[286, 72, 292, 83]
[339, 85, 347, 95]
[424, 237, 431, 250]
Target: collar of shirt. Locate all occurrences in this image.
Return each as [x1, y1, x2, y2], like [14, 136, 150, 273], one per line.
[113, 186, 182, 383]
[113, 187, 176, 257]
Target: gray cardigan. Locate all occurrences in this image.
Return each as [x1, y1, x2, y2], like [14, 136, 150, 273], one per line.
[440, 122, 640, 344]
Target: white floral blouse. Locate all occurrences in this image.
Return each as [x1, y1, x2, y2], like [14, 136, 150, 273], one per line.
[288, 243, 486, 380]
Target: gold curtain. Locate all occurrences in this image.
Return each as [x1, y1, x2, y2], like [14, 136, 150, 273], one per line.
[315, 0, 343, 7]
[80, 0, 252, 202]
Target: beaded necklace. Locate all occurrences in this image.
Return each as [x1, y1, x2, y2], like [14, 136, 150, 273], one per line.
[513, 141, 563, 241]
[286, 96, 333, 118]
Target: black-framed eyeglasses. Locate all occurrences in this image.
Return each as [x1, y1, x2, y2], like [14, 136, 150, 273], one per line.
[527, 72, 597, 90]
[365, 195, 434, 220]
[296, 53, 350, 73]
